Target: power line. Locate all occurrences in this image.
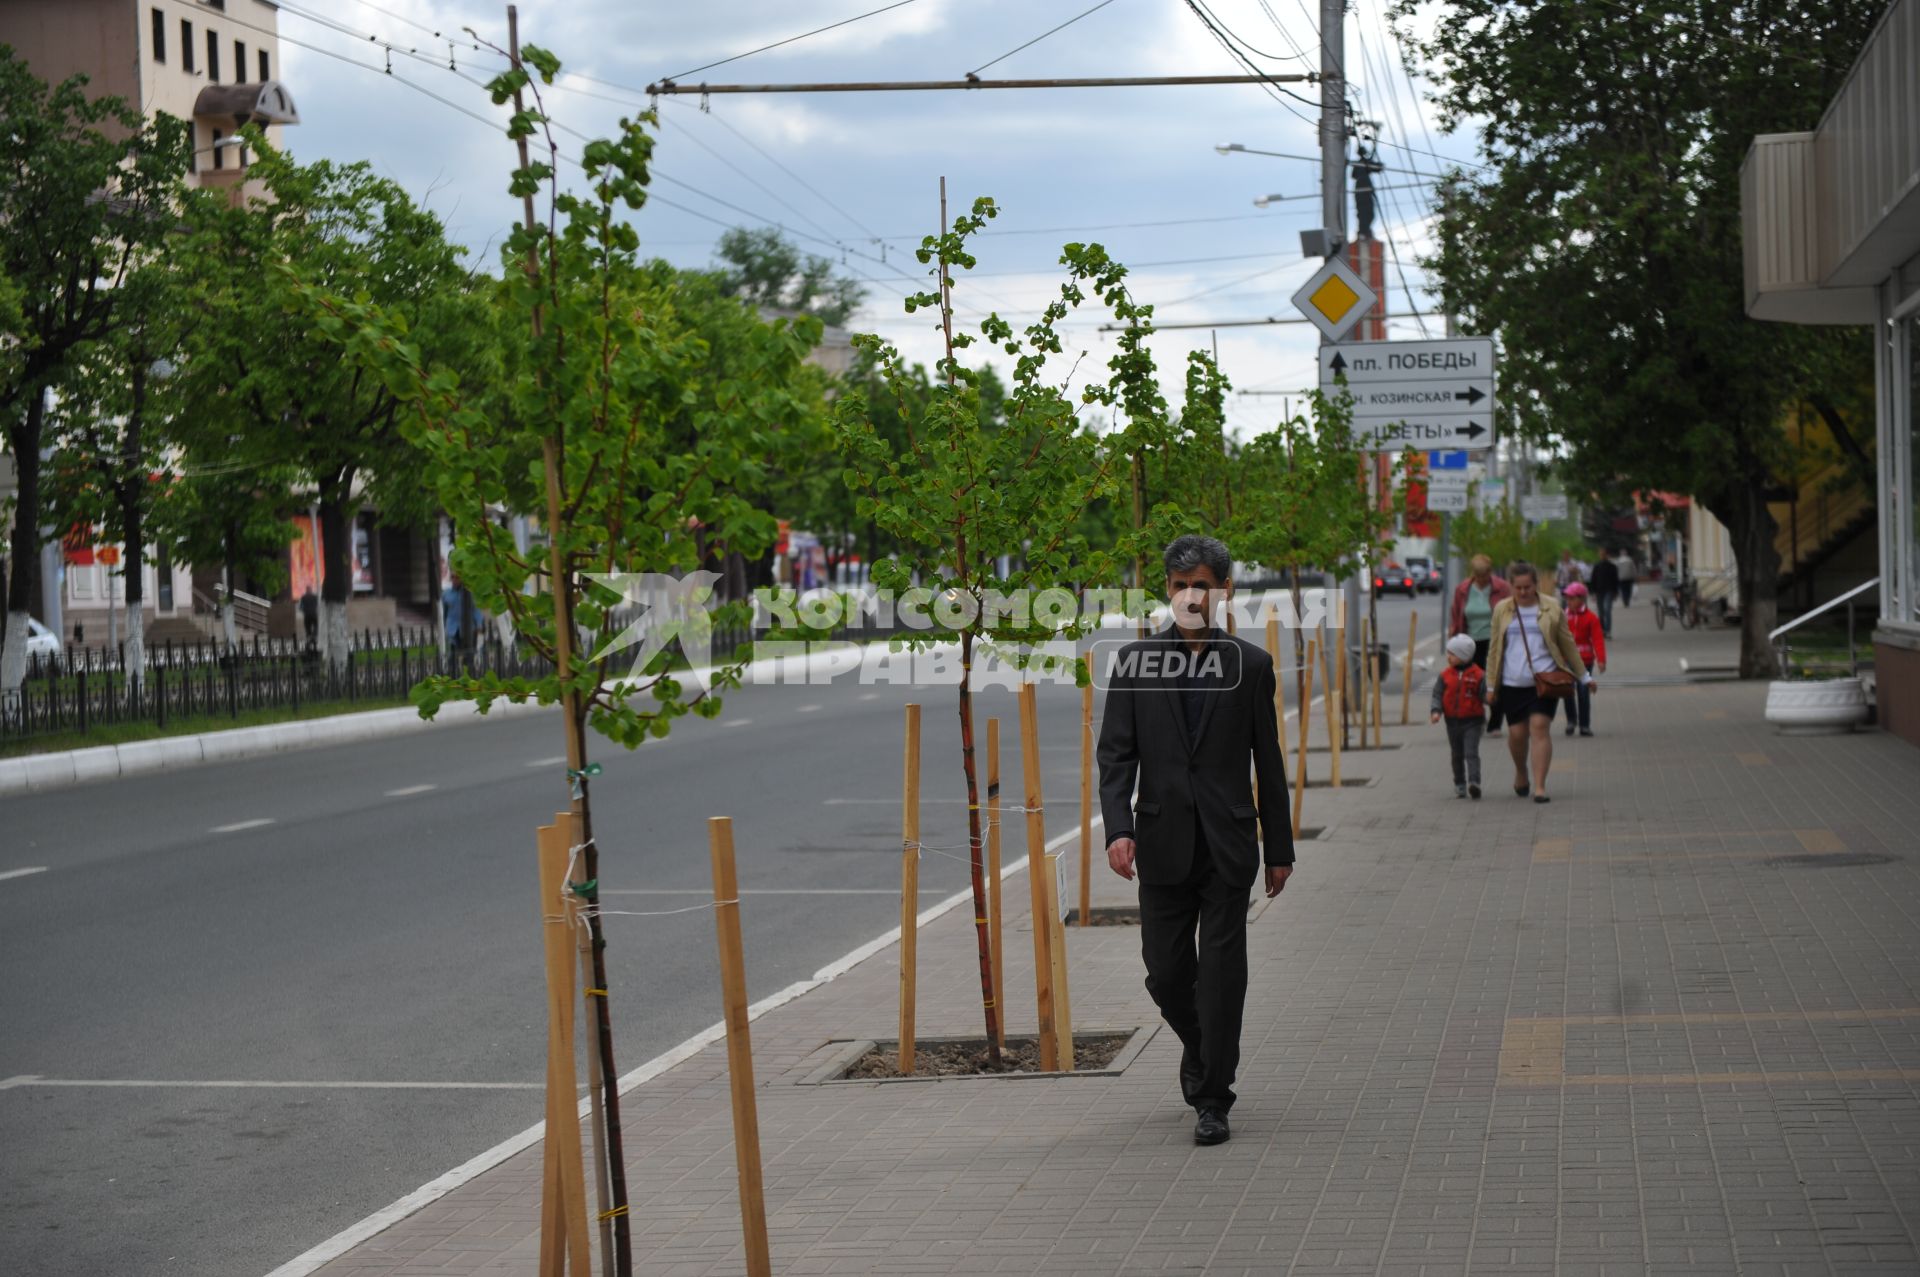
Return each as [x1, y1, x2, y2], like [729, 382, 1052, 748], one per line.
[965, 0, 1122, 79]
[1190, 0, 1313, 63]
[664, 0, 924, 82]
[660, 99, 882, 242]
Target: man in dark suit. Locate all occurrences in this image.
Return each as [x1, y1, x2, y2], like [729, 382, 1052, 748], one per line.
[1097, 534, 1294, 1146]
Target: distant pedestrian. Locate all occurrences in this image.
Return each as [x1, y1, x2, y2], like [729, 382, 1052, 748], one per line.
[1615, 550, 1638, 607]
[1449, 554, 1511, 673]
[299, 589, 319, 648]
[1554, 550, 1586, 595]
[1587, 553, 1620, 634]
[1487, 561, 1594, 803]
[1562, 583, 1606, 737]
[1430, 632, 1488, 799]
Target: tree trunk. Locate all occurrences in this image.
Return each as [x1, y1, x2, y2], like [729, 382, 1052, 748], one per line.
[1715, 478, 1784, 679]
[955, 627, 1002, 1066]
[2, 388, 48, 696]
[221, 524, 240, 649]
[318, 491, 355, 673]
[120, 366, 147, 689]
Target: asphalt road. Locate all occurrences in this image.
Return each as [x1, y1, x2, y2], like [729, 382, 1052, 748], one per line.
[0, 593, 1432, 1276]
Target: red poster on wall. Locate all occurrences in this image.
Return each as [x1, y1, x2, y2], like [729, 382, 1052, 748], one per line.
[290, 515, 324, 598]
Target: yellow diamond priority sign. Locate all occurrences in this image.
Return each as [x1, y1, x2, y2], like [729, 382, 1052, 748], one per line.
[1290, 255, 1377, 342]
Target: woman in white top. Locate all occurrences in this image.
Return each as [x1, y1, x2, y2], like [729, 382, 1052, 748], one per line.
[1483, 562, 1594, 802]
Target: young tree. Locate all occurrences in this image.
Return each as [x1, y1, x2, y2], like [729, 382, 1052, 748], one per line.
[298, 45, 822, 1267]
[179, 134, 474, 670]
[834, 194, 1172, 1066]
[1393, 0, 1885, 676]
[0, 51, 188, 693]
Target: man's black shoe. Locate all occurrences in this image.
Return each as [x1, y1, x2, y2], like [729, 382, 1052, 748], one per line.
[1194, 1108, 1230, 1145]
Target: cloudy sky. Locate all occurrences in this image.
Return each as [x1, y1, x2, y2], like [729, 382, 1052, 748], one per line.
[270, 0, 1483, 438]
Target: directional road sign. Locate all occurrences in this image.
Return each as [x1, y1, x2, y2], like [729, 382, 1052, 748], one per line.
[1521, 493, 1569, 521]
[1290, 256, 1379, 343]
[1320, 336, 1497, 451]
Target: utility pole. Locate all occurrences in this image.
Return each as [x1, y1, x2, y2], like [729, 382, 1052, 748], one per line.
[1319, 0, 1358, 729]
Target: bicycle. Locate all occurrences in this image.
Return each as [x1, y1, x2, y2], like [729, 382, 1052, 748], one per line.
[1652, 577, 1702, 630]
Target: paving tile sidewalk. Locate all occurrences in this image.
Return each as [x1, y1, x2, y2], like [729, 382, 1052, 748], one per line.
[314, 603, 1920, 1275]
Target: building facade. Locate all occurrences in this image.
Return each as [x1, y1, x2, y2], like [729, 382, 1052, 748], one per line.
[1740, 0, 1920, 745]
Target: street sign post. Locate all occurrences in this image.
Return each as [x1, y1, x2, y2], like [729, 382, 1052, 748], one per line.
[1290, 256, 1379, 343]
[1320, 336, 1497, 452]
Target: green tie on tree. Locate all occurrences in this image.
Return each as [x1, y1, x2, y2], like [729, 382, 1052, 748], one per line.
[296, 43, 824, 1267]
[832, 191, 1176, 1068]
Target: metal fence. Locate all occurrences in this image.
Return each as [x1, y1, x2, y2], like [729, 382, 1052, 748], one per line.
[1, 628, 549, 743]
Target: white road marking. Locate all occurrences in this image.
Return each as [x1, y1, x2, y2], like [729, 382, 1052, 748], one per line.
[600, 888, 949, 896]
[385, 784, 437, 797]
[210, 819, 274, 834]
[0, 867, 49, 883]
[1, 1076, 543, 1091]
[723, 718, 753, 728]
[525, 756, 568, 768]
[859, 692, 880, 701]
[795, 703, 822, 712]
[262, 816, 1100, 1277]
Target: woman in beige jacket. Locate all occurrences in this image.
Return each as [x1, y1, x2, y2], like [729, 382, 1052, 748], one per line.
[1486, 561, 1594, 802]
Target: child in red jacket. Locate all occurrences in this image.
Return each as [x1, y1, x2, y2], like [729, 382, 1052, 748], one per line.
[1563, 582, 1606, 737]
[1429, 633, 1488, 798]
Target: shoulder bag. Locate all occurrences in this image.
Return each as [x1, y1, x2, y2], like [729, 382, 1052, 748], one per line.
[1517, 607, 1577, 701]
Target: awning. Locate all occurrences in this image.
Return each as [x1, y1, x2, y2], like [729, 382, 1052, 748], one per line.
[192, 80, 300, 126]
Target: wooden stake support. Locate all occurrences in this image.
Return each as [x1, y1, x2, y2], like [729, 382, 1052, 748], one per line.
[707, 818, 772, 1277]
[535, 814, 591, 1277]
[1265, 618, 1290, 783]
[987, 717, 1005, 1051]
[899, 702, 921, 1074]
[1319, 620, 1338, 758]
[1078, 682, 1093, 928]
[1017, 683, 1058, 1070]
[1401, 610, 1418, 725]
[1330, 688, 1344, 786]
[1356, 617, 1369, 751]
[1043, 849, 1075, 1070]
[1293, 639, 1315, 837]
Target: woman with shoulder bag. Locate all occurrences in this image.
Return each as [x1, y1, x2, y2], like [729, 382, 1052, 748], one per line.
[1485, 561, 1593, 803]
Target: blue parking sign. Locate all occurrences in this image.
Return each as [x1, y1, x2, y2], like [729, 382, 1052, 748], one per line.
[1427, 450, 1469, 469]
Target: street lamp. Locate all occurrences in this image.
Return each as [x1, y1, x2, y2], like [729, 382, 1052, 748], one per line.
[1252, 193, 1316, 208]
[1216, 141, 1320, 164]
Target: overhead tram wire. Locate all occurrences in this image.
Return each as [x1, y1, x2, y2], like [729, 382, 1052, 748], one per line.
[1351, 16, 1434, 334]
[1190, 0, 1313, 62]
[664, 0, 924, 82]
[1181, 1, 1323, 128]
[965, 0, 1122, 79]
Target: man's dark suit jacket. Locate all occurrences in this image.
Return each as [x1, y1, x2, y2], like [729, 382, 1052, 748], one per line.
[1096, 625, 1294, 887]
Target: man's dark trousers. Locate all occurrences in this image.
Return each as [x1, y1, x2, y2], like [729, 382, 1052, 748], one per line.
[1139, 819, 1249, 1112]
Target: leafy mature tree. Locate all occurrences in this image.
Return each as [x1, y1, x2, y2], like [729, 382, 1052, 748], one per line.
[1393, 0, 1884, 676]
[177, 135, 475, 669]
[712, 226, 866, 327]
[835, 197, 1172, 1066]
[0, 51, 188, 692]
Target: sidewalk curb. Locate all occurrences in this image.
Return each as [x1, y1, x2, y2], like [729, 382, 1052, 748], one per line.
[261, 816, 1099, 1277]
[0, 698, 557, 798]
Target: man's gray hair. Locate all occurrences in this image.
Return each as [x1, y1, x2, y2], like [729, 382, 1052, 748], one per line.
[1507, 559, 1538, 584]
[1164, 534, 1233, 582]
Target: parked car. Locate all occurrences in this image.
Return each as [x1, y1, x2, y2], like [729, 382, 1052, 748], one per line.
[1372, 563, 1418, 597]
[1403, 555, 1443, 594]
[25, 617, 61, 658]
